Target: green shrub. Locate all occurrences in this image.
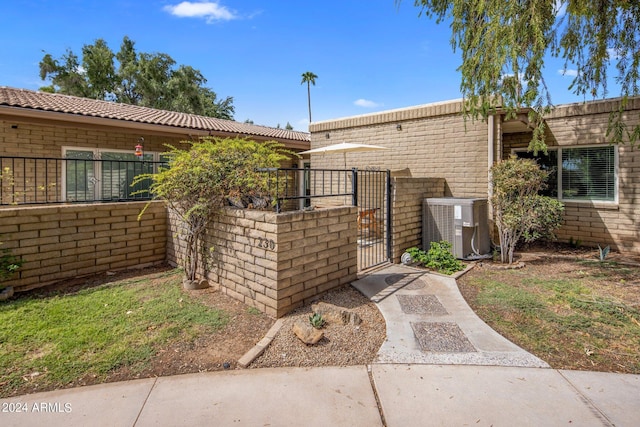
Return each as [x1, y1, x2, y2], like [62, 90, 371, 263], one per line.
[491, 156, 564, 264]
[133, 137, 294, 281]
[406, 241, 465, 275]
[0, 240, 21, 289]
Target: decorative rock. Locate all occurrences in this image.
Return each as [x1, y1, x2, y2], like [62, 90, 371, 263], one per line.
[228, 196, 245, 208]
[311, 302, 362, 326]
[401, 252, 415, 265]
[182, 278, 210, 290]
[250, 196, 269, 209]
[480, 261, 526, 270]
[292, 320, 324, 345]
[0, 286, 14, 301]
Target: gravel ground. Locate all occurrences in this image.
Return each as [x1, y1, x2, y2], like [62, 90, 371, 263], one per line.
[411, 322, 476, 352]
[250, 285, 386, 368]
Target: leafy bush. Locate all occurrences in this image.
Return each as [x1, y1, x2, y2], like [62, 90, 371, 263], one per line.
[133, 137, 293, 281]
[406, 242, 465, 275]
[0, 240, 21, 289]
[491, 156, 564, 264]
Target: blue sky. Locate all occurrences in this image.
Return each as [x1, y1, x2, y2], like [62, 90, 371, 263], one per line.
[1, 1, 600, 131]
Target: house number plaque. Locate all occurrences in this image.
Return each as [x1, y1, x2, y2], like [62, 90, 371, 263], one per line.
[256, 237, 275, 250]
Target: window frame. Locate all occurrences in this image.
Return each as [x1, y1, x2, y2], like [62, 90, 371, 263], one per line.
[511, 144, 619, 205]
[61, 147, 161, 202]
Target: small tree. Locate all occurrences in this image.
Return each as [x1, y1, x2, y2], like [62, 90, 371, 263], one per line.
[301, 71, 318, 123]
[134, 137, 292, 283]
[491, 156, 564, 264]
[409, 1, 640, 151]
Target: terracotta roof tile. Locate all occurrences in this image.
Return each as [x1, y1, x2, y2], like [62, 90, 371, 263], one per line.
[0, 86, 310, 143]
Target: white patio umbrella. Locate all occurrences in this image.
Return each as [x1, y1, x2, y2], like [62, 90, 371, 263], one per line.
[299, 142, 388, 169]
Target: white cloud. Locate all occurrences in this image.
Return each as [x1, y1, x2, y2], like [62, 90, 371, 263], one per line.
[501, 72, 524, 82]
[354, 99, 382, 108]
[607, 48, 622, 60]
[163, 2, 237, 23]
[558, 69, 579, 77]
[554, 0, 567, 18]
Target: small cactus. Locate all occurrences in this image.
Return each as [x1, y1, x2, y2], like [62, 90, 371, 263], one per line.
[309, 313, 326, 329]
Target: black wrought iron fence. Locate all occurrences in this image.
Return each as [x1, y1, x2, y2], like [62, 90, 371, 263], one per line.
[0, 156, 167, 206]
[257, 167, 392, 270]
[256, 167, 357, 212]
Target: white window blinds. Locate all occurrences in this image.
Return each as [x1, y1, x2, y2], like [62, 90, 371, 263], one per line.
[561, 146, 615, 201]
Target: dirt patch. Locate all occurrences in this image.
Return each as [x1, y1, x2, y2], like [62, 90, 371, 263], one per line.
[457, 245, 640, 374]
[7, 266, 384, 396]
[101, 286, 276, 384]
[9, 241, 639, 396]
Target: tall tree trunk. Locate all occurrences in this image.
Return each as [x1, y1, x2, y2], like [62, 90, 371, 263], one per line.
[307, 83, 312, 123]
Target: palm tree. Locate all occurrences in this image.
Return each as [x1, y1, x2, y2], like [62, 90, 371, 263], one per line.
[301, 71, 318, 123]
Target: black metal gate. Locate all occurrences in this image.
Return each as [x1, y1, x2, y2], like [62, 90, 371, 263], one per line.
[258, 166, 391, 271]
[355, 169, 391, 271]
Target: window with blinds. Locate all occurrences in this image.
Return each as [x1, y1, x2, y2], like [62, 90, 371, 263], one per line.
[63, 148, 158, 202]
[515, 145, 616, 203]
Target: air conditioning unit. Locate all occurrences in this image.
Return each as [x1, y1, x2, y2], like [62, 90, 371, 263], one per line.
[423, 198, 491, 259]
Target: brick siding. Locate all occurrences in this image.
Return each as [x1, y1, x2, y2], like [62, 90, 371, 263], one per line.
[390, 177, 446, 262]
[0, 118, 184, 158]
[312, 97, 640, 257]
[309, 101, 490, 199]
[0, 201, 167, 291]
[503, 98, 640, 252]
[167, 206, 358, 317]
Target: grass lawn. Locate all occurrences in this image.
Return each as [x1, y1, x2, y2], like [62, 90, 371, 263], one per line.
[0, 268, 228, 398]
[458, 255, 640, 374]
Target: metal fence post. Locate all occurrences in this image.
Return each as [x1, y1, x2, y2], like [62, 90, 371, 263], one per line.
[386, 169, 392, 260]
[352, 168, 358, 206]
[275, 169, 281, 213]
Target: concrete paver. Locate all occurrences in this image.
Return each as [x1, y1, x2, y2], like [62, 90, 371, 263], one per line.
[135, 366, 382, 427]
[0, 377, 156, 427]
[372, 364, 622, 427]
[352, 264, 548, 367]
[560, 370, 640, 427]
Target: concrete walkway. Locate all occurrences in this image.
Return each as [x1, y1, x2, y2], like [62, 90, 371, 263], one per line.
[352, 264, 549, 367]
[2, 264, 639, 426]
[2, 365, 638, 426]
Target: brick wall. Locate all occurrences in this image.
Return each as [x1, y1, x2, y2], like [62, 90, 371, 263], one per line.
[0, 117, 306, 161]
[0, 118, 183, 158]
[503, 98, 640, 253]
[309, 101, 489, 198]
[0, 201, 167, 292]
[0, 118, 188, 204]
[390, 177, 446, 262]
[0, 118, 302, 206]
[311, 97, 640, 258]
[167, 206, 358, 318]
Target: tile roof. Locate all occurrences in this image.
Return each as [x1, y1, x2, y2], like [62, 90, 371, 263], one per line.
[0, 86, 310, 143]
